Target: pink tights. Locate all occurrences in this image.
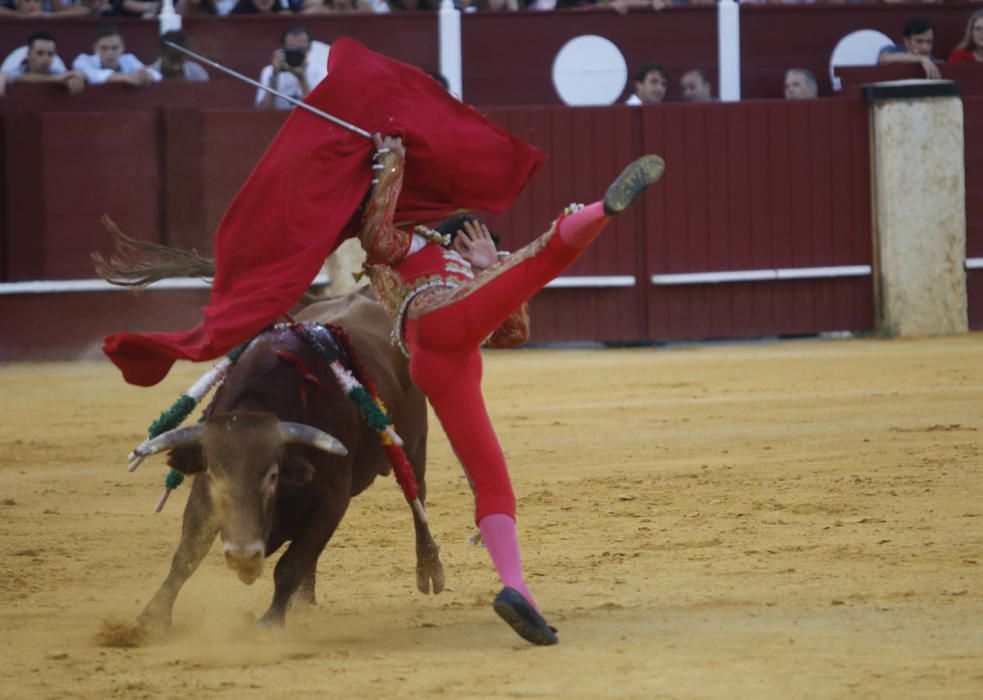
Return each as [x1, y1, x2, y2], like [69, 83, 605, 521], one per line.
[405, 202, 609, 605]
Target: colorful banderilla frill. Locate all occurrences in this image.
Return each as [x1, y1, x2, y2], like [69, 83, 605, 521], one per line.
[129, 339, 253, 512]
[294, 321, 427, 523]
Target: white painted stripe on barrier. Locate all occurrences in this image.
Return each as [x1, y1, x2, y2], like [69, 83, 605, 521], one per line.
[0, 272, 330, 295]
[650, 265, 871, 286]
[545, 275, 636, 289]
[966, 258, 983, 270]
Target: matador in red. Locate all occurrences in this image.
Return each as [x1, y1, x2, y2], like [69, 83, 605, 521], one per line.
[358, 134, 665, 646]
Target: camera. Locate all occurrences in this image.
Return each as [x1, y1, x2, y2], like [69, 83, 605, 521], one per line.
[283, 47, 306, 69]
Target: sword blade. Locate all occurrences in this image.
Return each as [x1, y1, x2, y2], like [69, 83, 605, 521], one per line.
[163, 41, 372, 139]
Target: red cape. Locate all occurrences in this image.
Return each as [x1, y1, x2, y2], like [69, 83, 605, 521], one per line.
[104, 38, 546, 386]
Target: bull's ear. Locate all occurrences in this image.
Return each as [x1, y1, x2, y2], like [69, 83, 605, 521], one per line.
[280, 454, 316, 485]
[167, 445, 205, 475]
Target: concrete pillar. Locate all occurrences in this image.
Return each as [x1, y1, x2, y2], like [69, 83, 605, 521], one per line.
[866, 80, 967, 337]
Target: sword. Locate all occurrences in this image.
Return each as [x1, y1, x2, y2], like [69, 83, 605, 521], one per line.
[163, 41, 372, 139]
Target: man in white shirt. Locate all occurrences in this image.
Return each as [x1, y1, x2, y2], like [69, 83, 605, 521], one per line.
[5, 31, 85, 94]
[255, 25, 328, 110]
[625, 63, 669, 106]
[72, 24, 161, 87]
[149, 30, 209, 82]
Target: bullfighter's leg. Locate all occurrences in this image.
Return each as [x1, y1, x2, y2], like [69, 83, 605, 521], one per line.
[407, 438, 445, 594]
[258, 484, 351, 627]
[407, 343, 557, 644]
[409, 155, 666, 350]
[137, 475, 218, 633]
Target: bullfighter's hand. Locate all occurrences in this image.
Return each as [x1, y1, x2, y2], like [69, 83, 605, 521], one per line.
[372, 133, 406, 160]
[453, 220, 497, 271]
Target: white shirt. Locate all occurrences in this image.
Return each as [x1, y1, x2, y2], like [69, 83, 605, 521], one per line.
[2, 46, 67, 74]
[72, 53, 162, 84]
[255, 58, 328, 109]
[625, 93, 643, 106]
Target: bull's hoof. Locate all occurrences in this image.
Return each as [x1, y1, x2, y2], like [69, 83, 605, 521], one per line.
[134, 608, 172, 637]
[256, 611, 286, 629]
[416, 558, 446, 595]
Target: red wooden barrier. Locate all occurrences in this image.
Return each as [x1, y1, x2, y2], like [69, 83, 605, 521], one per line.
[482, 106, 650, 342]
[462, 8, 716, 107]
[3, 110, 161, 280]
[838, 64, 983, 99]
[643, 98, 873, 340]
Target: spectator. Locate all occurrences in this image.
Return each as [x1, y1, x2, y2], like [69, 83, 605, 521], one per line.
[5, 31, 85, 94]
[229, 0, 287, 13]
[948, 9, 983, 64]
[48, 0, 105, 14]
[256, 25, 327, 110]
[878, 17, 941, 80]
[113, 0, 161, 16]
[680, 68, 712, 102]
[387, 0, 436, 9]
[0, 0, 48, 16]
[72, 24, 162, 86]
[2, 39, 68, 73]
[149, 30, 209, 81]
[176, 0, 217, 13]
[301, 0, 388, 11]
[784, 67, 817, 100]
[626, 63, 669, 105]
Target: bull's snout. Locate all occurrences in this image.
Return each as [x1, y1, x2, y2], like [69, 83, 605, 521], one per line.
[223, 541, 265, 585]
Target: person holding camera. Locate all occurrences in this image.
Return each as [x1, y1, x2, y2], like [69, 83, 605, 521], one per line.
[255, 25, 328, 110]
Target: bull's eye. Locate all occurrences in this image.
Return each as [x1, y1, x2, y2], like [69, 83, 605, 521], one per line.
[266, 465, 278, 488]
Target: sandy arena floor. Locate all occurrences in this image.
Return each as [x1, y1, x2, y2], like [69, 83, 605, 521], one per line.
[1, 335, 981, 699]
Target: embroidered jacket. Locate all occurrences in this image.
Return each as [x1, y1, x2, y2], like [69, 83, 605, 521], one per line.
[357, 148, 531, 355]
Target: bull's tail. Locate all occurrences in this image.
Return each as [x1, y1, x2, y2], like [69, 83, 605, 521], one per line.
[92, 215, 216, 289]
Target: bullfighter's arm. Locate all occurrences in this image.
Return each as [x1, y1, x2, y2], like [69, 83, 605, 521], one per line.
[357, 135, 412, 267]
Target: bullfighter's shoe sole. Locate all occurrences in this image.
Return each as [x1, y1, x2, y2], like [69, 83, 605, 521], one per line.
[603, 154, 666, 216]
[492, 587, 559, 646]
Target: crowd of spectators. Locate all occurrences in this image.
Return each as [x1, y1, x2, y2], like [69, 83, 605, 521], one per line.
[0, 8, 980, 101]
[624, 12, 982, 103]
[10, 0, 980, 17]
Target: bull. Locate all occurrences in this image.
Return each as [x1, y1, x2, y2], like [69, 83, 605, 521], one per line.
[126, 290, 445, 630]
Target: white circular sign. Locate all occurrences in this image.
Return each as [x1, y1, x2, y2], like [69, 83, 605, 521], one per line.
[552, 35, 628, 107]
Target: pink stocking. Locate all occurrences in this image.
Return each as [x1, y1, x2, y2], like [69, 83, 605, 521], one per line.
[557, 201, 609, 249]
[478, 513, 538, 611]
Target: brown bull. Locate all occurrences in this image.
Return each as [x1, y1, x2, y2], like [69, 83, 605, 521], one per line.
[130, 290, 445, 630]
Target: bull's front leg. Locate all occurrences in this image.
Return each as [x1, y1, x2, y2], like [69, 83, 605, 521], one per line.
[409, 456, 445, 595]
[413, 502, 445, 595]
[137, 477, 218, 634]
[257, 490, 349, 628]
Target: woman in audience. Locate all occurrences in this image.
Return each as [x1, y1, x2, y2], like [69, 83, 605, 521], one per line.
[948, 9, 983, 64]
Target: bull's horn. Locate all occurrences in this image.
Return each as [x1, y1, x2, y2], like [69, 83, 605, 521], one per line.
[278, 423, 348, 456]
[127, 424, 205, 471]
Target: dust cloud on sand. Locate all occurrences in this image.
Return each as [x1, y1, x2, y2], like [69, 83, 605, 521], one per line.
[1, 335, 981, 699]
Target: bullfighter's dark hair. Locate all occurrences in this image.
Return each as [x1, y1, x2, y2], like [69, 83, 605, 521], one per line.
[435, 215, 501, 250]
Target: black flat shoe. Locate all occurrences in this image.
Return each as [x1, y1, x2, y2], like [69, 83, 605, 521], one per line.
[603, 154, 666, 216]
[492, 587, 559, 646]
